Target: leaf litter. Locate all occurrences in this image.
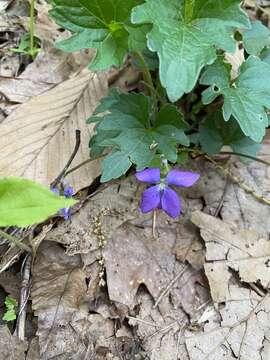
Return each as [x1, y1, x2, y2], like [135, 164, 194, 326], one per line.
[1, 2, 270, 359]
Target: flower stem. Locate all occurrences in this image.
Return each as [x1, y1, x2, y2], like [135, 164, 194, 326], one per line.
[29, 0, 35, 58]
[132, 50, 158, 120]
[0, 230, 32, 253]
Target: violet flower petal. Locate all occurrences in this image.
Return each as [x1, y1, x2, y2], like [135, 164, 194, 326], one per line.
[60, 207, 71, 220]
[161, 187, 181, 218]
[64, 186, 74, 198]
[136, 168, 160, 184]
[166, 169, 200, 187]
[51, 187, 59, 195]
[140, 185, 161, 213]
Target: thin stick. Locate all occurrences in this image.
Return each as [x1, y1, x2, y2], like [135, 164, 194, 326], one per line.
[0, 230, 31, 253]
[29, 0, 35, 58]
[220, 151, 270, 167]
[127, 316, 161, 329]
[15, 254, 32, 340]
[153, 265, 186, 308]
[64, 155, 105, 177]
[204, 154, 270, 207]
[51, 130, 81, 187]
[152, 209, 157, 238]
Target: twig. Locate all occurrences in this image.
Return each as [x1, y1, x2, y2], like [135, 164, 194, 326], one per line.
[0, 229, 31, 253]
[214, 175, 230, 217]
[15, 254, 32, 341]
[152, 210, 157, 238]
[51, 129, 81, 187]
[127, 315, 161, 329]
[220, 151, 270, 167]
[153, 265, 187, 308]
[204, 154, 270, 207]
[29, 0, 35, 58]
[64, 154, 105, 177]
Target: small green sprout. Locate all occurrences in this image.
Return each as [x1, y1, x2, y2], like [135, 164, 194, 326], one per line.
[3, 296, 18, 322]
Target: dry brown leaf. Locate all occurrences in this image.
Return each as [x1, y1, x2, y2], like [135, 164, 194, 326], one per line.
[0, 69, 108, 191]
[185, 284, 270, 360]
[32, 241, 87, 358]
[185, 210, 270, 359]
[31, 241, 130, 359]
[191, 211, 270, 302]
[0, 48, 79, 103]
[194, 134, 270, 238]
[0, 326, 27, 360]
[0, 270, 20, 299]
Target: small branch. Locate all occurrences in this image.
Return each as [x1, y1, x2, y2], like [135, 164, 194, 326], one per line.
[153, 265, 187, 308]
[204, 154, 270, 207]
[0, 230, 31, 253]
[15, 254, 32, 340]
[51, 130, 81, 187]
[64, 154, 105, 177]
[29, 0, 35, 58]
[220, 151, 270, 167]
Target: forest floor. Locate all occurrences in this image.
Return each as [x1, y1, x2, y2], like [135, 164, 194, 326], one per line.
[1, 1, 270, 359]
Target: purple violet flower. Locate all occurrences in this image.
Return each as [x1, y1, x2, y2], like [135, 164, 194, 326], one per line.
[64, 186, 74, 198]
[50, 184, 74, 220]
[135, 168, 200, 218]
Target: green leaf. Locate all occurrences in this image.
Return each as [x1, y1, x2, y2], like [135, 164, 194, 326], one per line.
[5, 296, 17, 310]
[3, 296, 18, 322]
[50, 0, 147, 70]
[243, 20, 270, 55]
[101, 151, 132, 182]
[200, 56, 270, 142]
[131, 0, 250, 102]
[0, 177, 76, 227]
[89, 91, 189, 182]
[3, 310, 16, 322]
[198, 112, 261, 156]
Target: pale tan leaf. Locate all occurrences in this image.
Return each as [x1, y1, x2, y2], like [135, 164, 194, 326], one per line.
[191, 210, 270, 302]
[185, 286, 270, 360]
[0, 69, 108, 191]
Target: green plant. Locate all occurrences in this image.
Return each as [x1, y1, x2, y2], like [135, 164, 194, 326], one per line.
[3, 296, 17, 322]
[46, 0, 270, 217]
[10, 0, 41, 58]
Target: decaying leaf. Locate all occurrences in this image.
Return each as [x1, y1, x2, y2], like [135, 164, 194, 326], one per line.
[32, 241, 86, 358]
[0, 69, 108, 191]
[0, 326, 27, 360]
[185, 209, 270, 360]
[0, 49, 79, 103]
[185, 285, 270, 360]
[192, 211, 270, 302]
[31, 241, 134, 359]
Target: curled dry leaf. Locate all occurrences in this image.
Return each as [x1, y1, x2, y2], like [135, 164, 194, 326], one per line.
[186, 210, 270, 360]
[185, 285, 270, 360]
[0, 69, 108, 191]
[191, 211, 270, 302]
